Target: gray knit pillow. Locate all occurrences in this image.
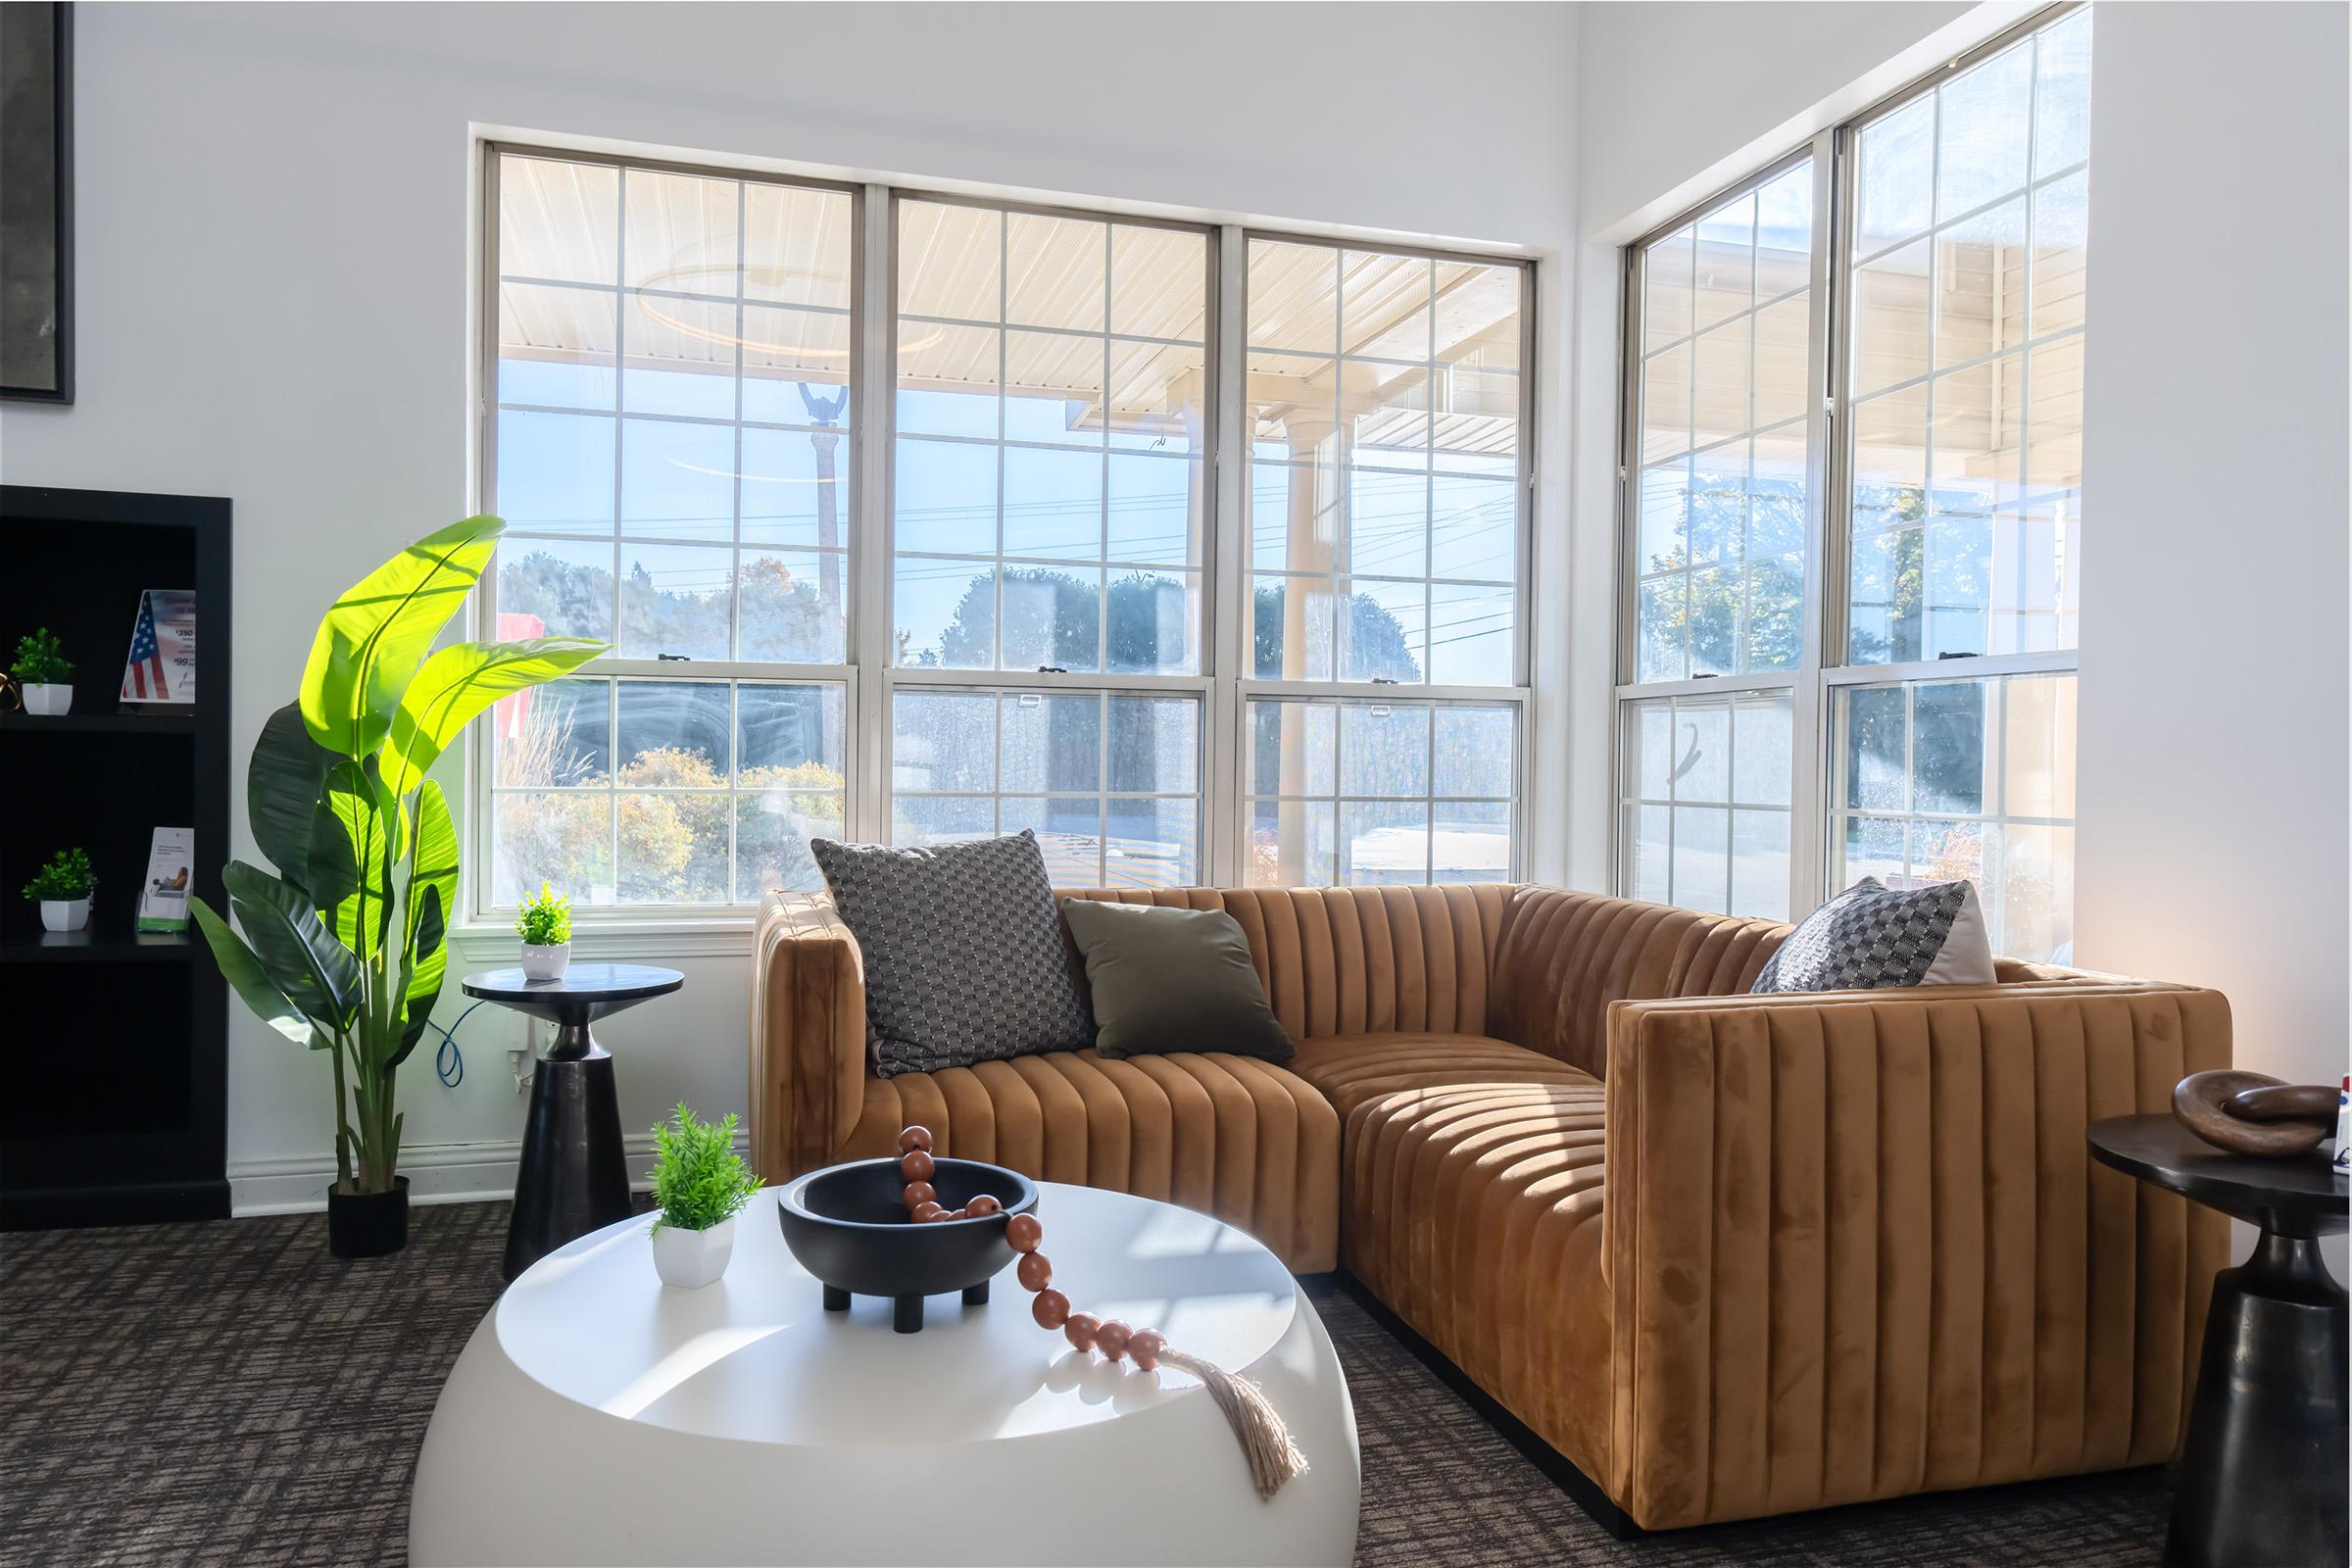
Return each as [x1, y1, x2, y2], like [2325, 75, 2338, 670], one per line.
[808, 830, 1094, 1078]
[1752, 877, 1998, 994]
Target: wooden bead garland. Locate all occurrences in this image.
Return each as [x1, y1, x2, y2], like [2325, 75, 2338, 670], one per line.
[892, 1126, 1305, 1499]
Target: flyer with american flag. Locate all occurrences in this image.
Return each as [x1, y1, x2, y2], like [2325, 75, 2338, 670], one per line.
[122, 589, 197, 705]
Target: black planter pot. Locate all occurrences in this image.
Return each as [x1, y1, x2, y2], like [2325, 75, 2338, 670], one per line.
[328, 1176, 411, 1258]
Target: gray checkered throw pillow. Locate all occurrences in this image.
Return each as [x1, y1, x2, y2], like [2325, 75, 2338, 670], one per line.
[808, 830, 1095, 1078]
[1751, 877, 1998, 994]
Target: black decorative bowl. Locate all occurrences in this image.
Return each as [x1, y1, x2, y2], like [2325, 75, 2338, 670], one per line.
[776, 1156, 1040, 1333]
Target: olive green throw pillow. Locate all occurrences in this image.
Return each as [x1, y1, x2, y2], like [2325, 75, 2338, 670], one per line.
[1060, 901, 1295, 1062]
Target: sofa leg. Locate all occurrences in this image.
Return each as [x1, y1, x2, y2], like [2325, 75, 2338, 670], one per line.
[1333, 1272, 1643, 1541]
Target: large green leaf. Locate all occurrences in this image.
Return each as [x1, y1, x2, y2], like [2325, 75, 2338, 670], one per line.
[223, 860, 362, 1028]
[378, 636, 606, 802]
[299, 514, 506, 759]
[392, 781, 459, 1067]
[248, 703, 338, 886]
[190, 896, 319, 1049]
[308, 759, 400, 959]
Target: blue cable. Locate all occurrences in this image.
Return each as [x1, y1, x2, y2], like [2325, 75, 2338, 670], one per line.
[429, 999, 491, 1088]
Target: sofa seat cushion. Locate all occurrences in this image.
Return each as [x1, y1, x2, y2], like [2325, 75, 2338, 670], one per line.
[1289, 1031, 1615, 1488]
[836, 1047, 1339, 1273]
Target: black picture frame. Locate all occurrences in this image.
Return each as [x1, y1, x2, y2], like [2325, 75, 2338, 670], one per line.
[1, 2, 73, 404]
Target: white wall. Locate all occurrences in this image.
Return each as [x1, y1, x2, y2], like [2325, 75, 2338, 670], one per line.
[0, 2, 1578, 1210]
[2073, 2, 2350, 1108]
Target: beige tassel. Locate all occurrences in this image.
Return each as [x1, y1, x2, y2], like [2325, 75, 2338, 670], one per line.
[1156, 1347, 1308, 1499]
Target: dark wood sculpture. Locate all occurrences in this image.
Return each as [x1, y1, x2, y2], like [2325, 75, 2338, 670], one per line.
[2173, 1069, 2337, 1157]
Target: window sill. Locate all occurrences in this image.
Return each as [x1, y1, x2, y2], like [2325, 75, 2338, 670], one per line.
[451, 919, 758, 964]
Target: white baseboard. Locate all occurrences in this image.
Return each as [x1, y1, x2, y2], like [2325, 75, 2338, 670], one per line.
[228, 1129, 752, 1216]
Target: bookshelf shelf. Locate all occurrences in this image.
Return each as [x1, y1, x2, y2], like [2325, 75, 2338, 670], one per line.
[1, 484, 232, 1229]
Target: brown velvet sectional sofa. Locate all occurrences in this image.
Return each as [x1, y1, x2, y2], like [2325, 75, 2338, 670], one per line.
[750, 882, 2230, 1532]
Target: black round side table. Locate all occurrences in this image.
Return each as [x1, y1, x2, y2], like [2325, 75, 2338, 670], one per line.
[2087, 1113, 2348, 1568]
[463, 963, 684, 1281]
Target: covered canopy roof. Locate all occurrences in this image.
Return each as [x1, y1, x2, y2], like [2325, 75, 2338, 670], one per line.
[496, 156, 1523, 462]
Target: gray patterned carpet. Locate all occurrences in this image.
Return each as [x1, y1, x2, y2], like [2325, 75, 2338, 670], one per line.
[0, 1202, 2169, 1566]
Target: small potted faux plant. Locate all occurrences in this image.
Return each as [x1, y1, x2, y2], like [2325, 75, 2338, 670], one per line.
[10, 627, 74, 715]
[24, 847, 97, 932]
[514, 881, 572, 982]
[649, 1102, 761, 1289]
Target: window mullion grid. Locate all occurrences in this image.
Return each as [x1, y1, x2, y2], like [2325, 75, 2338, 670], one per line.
[1099, 226, 1113, 681]
[854, 185, 893, 846]
[1331, 248, 1349, 682]
[991, 684, 1004, 838]
[1096, 690, 1110, 886]
[1424, 688, 1438, 884]
[731, 179, 748, 668]
[724, 681, 741, 904]
[1208, 224, 1246, 886]
[995, 213, 1009, 672]
[610, 170, 628, 665]
[605, 176, 627, 905]
[1789, 124, 1842, 918]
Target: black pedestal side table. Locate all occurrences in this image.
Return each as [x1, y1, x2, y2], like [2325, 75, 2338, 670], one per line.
[2087, 1113, 2348, 1568]
[462, 963, 684, 1281]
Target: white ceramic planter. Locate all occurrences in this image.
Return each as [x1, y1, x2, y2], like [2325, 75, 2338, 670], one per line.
[519, 942, 570, 982]
[652, 1217, 735, 1289]
[21, 683, 72, 716]
[40, 897, 91, 933]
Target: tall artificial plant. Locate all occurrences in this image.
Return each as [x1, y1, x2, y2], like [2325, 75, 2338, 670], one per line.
[192, 516, 604, 1196]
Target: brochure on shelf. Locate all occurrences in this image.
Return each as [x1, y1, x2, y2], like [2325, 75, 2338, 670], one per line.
[137, 827, 196, 933]
[121, 589, 197, 706]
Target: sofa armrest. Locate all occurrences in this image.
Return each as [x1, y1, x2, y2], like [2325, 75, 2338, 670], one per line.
[1601, 981, 2231, 1529]
[750, 893, 869, 1181]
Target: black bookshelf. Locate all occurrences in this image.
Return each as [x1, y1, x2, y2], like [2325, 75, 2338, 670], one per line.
[2, 485, 231, 1228]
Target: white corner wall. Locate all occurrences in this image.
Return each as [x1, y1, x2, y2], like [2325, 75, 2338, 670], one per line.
[0, 2, 1578, 1211]
[2073, 2, 2351, 1102]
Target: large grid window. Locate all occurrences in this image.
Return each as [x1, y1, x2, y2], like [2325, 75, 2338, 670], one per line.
[889, 688, 1200, 888]
[1832, 672, 2075, 958]
[1240, 237, 1531, 887]
[891, 199, 1207, 676]
[1846, 8, 2087, 662]
[1635, 161, 1815, 683]
[1616, 6, 2087, 959]
[488, 676, 847, 906]
[1245, 700, 1515, 887]
[486, 152, 857, 910]
[1618, 692, 1792, 921]
[1245, 241, 1524, 687]
[481, 153, 1533, 912]
[494, 156, 856, 663]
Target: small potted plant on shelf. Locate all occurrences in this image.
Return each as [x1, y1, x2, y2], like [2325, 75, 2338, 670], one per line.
[24, 847, 97, 932]
[10, 627, 74, 715]
[649, 1102, 761, 1289]
[514, 881, 572, 982]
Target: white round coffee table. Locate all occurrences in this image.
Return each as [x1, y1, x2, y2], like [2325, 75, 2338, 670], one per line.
[410, 1181, 1360, 1565]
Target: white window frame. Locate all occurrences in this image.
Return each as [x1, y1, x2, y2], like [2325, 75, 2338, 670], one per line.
[1612, 2, 2085, 924]
[881, 192, 1219, 883]
[1228, 230, 1537, 886]
[471, 151, 1539, 927]
[473, 145, 867, 926]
